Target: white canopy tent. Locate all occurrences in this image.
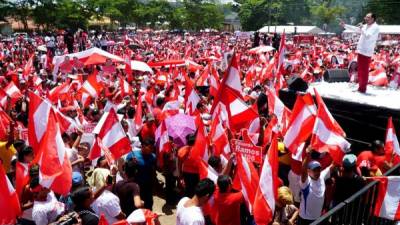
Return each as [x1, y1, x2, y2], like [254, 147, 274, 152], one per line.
[258, 25, 324, 34]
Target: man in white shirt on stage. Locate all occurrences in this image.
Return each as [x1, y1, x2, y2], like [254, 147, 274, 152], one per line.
[340, 13, 380, 93]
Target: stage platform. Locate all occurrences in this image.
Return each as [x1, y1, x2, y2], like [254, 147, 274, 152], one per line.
[279, 82, 400, 152]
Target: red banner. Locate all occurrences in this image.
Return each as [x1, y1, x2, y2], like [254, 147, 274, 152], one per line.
[231, 139, 262, 164]
[293, 35, 315, 45]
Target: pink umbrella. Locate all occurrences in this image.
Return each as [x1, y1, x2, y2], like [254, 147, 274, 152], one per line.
[163, 113, 196, 148]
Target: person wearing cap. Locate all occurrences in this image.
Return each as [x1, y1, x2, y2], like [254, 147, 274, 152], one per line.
[125, 138, 156, 210]
[298, 147, 335, 225]
[332, 154, 365, 206]
[357, 140, 392, 175]
[139, 113, 157, 142]
[59, 171, 85, 213]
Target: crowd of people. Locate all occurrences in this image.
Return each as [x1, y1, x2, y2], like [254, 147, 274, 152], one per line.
[0, 19, 400, 225]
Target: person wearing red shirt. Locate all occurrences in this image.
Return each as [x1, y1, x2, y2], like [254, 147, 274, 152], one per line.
[72, 57, 84, 72]
[102, 59, 116, 75]
[213, 175, 244, 225]
[357, 140, 391, 174]
[177, 134, 199, 198]
[139, 113, 157, 142]
[59, 56, 73, 74]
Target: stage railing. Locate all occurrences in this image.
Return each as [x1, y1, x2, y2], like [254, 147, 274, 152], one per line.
[311, 163, 400, 225]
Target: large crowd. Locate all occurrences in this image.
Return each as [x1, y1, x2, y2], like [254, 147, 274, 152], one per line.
[0, 27, 399, 225]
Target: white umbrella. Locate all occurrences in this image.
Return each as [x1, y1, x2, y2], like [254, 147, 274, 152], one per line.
[37, 45, 47, 52]
[131, 60, 153, 73]
[248, 45, 275, 54]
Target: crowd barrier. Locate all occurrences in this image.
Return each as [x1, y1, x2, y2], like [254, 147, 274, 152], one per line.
[311, 163, 400, 225]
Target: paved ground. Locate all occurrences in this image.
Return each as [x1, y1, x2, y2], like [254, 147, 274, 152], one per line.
[153, 172, 177, 225]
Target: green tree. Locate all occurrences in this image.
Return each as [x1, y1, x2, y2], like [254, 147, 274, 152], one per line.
[31, 0, 58, 30]
[54, 0, 92, 29]
[310, 3, 346, 26]
[365, 0, 400, 24]
[8, 0, 33, 30]
[238, 0, 283, 31]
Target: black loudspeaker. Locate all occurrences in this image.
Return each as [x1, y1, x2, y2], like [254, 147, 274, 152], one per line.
[323, 69, 350, 82]
[287, 75, 308, 92]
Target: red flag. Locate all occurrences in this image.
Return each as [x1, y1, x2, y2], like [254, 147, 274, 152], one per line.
[0, 161, 21, 224]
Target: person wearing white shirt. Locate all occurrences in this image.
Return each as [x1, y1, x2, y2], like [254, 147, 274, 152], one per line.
[91, 189, 126, 224]
[340, 13, 380, 93]
[176, 178, 215, 225]
[298, 149, 335, 225]
[31, 181, 65, 225]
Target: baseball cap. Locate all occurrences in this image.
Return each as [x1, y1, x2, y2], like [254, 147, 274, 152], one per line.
[308, 161, 321, 170]
[72, 172, 83, 186]
[342, 154, 357, 168]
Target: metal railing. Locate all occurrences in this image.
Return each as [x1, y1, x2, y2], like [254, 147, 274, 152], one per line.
[311, 163, 400, 225]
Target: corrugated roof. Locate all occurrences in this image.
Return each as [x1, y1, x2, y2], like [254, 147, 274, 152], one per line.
[258, 25, 324, 34]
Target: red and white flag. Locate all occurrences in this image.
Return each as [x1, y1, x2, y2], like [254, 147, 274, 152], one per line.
[236, 153, 260, 213]
[266, 88, 291, 135]
[184, 79, 200, 115]
[89, 108, 131, 160]
[0, 108, 11, 141]
[274, 33, 286, 92]
[2, 81, 23, 104]
[217, 87, 259, 133]
[283, 93, 317, 154]
[209, 111, 230, 157]
[311, 89, 350, 164]
[23, 54, 34, 79]
[190, 124, 209, 162]
[48, 81, 70, 102]
[209, 65, 220, 98]
[81, 70, 103, 97]
[373, 176, 400, 220]
[15, 162, 30, 198]
[385, 117, 400, 157]
[157, 120, 169, 154]
[253, 136, 279, 225]
[134, 92, 143, 133]
[0, 161, 21, 225]
[119, 76, 133, 97]
[28, 92, 72, 153]
[199, 160, 218, 184]
[35, 108, 72, 195]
